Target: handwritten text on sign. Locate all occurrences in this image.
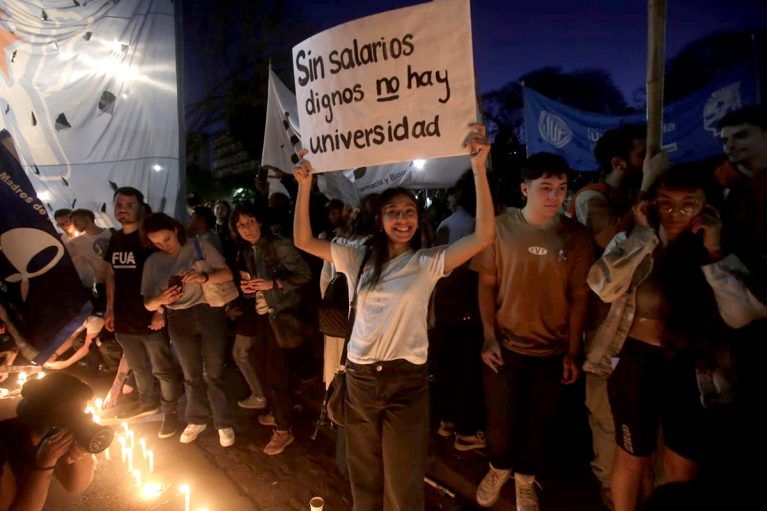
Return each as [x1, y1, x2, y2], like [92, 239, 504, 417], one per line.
[292, 0, 475, 173]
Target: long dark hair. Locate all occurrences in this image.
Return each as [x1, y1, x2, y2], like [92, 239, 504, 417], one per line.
[365, 187, 422, 290]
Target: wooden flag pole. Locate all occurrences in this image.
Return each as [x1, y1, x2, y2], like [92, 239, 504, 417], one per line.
[646, 0, 667, 156]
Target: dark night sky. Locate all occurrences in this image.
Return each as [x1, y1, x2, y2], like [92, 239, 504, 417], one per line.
[295, 0, 764, 94]
[183, 0, 766, 108]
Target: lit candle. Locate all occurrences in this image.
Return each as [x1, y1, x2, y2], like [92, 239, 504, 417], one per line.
[95, 398, 103, 409]
[127, 447, 134, 472]
[118, 436, 127, 463]
[139, 438, 147, 459]
[17, 372, 27, 387]
[121, 422, 129, 436]
[140, 481, 163, 500]
[104, 446, 110, 461]
[132, 469, 142, 487]
[179, 484, 191, 511]
[36, 371, 45, 379]
[128, 430, 135, 451]
[147, 450, 154, 473]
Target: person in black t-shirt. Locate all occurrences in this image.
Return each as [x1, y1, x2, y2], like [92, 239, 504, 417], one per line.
[103, 187, 181, 439]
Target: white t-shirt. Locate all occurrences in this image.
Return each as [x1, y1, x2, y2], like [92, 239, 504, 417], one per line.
[66, 229, 112, 286]
[331, 243, 449, 365]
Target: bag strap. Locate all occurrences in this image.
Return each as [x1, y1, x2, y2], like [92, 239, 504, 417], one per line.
[193, 239, 204, 261]
[338, 246, 372, 367]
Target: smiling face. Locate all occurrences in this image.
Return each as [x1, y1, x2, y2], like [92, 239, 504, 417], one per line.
[147, 228, 181, 255]
[235, 213, 262, 245]
[655, 186, 705, 241]
[721, 123, 767, 173]
[380, 194, 419, 246]
[521, 173, 568, 220]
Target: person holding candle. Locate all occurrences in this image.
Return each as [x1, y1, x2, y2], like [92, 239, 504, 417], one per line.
[293, 124, 495, 510]
[141, 213, 236, 447]
[0, 373, 95, 511]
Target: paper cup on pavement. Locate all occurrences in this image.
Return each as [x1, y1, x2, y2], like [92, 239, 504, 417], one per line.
[310, 497, 324, 511]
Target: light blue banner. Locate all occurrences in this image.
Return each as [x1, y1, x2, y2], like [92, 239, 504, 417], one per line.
[524, 65, 758, 171]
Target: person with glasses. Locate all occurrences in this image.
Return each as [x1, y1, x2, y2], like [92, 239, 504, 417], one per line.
[585, 165, 751, 511]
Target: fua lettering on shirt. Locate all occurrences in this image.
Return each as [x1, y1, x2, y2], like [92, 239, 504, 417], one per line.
[112, 251, 137, 268]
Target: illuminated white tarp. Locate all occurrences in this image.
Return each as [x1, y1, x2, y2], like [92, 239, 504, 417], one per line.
[0, 0, 182, 224]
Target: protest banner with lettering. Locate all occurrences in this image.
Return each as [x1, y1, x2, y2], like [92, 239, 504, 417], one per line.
[0, 132, 91, 363]
[292, 0, 476, 172]
[524, 64, 758, 170]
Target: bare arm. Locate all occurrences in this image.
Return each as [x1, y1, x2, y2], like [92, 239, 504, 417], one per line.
[477, 271, 504, 372]
[2, 461, 55, 511]
[443, 124, 496, 273]
[103, 354, 130, 409]
[53, 451, 94, 493]
[292, 153, 333, 263]
[46, 334, 95, 370]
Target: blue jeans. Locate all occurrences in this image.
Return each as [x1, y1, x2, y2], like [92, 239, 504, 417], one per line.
[115, 329, 180, 413]
[167, 304, 232, 429]
[345, 359, 429, 511]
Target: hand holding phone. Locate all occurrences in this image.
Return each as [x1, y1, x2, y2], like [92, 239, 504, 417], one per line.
[168, 275, 183, 289]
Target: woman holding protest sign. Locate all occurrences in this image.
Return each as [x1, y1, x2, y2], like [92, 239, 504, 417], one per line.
[293, 124, 495, 510]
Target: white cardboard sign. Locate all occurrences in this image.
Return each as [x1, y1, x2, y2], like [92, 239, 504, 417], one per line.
[292, 0, 476, 173]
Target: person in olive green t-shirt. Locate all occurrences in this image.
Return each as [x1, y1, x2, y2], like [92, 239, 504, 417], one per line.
[470, 153, 594, 510]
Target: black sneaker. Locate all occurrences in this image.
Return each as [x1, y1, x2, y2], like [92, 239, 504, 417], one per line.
[116, 401, 160, 421]
[158, 413, 181, 439]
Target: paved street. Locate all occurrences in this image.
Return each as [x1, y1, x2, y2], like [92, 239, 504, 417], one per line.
[1, 365, 604, 511]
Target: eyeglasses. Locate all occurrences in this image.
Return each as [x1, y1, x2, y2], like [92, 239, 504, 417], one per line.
[653, 198, 704, 216]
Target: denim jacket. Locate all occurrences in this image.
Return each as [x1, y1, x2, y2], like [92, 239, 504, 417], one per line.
[236, 236, 312, 313]
[584, 226, 658, 377]
[585, 225, 767, 377]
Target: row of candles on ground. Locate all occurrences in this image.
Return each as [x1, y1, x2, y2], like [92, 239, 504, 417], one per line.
[86, 402, 206, 511]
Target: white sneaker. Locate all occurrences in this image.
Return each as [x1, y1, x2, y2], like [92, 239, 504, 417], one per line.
[218, 427, 236, 447]
[179, 423, 207, 444]
[515, 473, 540, 511]
[238, 394, 267, 409]
[476, 464, 511, 507]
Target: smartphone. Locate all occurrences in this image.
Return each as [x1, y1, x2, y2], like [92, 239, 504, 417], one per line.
[168, 275, 183, 288]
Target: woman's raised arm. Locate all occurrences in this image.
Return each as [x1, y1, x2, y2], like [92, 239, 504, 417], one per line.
[292, 151, 334, 263]
[443, 123, 496, 273]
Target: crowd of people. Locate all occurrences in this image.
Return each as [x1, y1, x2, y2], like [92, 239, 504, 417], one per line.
[2, 106, 765, 511]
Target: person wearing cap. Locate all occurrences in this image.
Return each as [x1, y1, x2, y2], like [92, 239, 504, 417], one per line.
[0, 373, 95, 510]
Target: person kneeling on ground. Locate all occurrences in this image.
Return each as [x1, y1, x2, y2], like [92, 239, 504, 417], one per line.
[0, 373, 96, 511]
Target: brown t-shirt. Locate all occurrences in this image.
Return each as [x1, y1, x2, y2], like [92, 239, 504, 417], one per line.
[470, 208, 594, 356]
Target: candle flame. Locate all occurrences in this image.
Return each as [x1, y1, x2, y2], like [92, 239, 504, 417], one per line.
[140, 481, 163, 500]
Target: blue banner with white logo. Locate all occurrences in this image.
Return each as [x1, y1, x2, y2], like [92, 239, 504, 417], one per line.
[0, 132, 91, 364]
[524, 65, 758, 170]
